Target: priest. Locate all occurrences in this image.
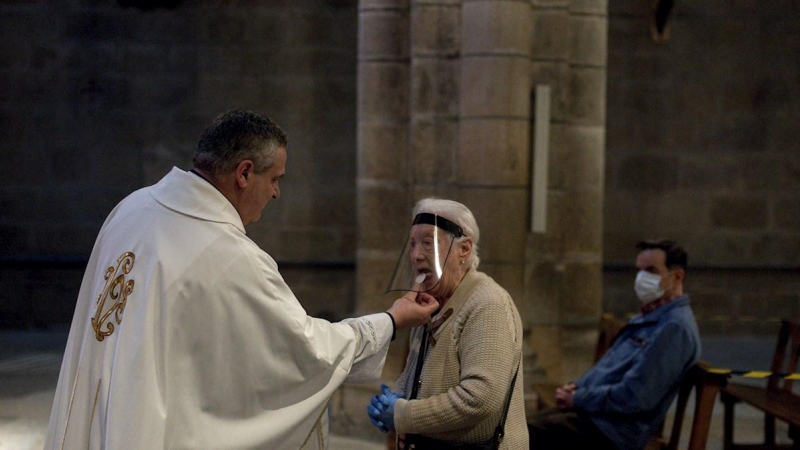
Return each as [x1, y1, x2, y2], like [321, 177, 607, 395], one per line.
[44, 109, 438, 450]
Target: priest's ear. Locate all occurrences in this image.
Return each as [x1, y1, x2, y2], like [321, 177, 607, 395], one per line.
[235, 160, 255, 187]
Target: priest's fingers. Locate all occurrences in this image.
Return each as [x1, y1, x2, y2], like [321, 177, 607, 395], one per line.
[387, 296, 436, 329]
[416, 292, 437, 307]
[418, 298, 439, 315]
[401, 276, 426, 302]
[401, 285, 418, 302]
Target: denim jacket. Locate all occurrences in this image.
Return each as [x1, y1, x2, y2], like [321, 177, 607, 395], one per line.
[572, 295, 701, 450]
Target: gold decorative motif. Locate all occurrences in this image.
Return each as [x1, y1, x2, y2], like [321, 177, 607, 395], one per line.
[300, 399, 331, 449]
[60, 366, 80, 450]
[91, 252, 136, 342]
[88, 378, 102, 448]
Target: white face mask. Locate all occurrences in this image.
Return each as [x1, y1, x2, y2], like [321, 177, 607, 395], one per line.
[634, 270, 664, 303]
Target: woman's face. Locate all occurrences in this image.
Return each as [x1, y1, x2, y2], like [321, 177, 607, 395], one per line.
[407, 224, 464, 300]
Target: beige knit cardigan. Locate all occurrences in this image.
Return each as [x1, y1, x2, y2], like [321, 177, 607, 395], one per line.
[392, 270, 529, 449]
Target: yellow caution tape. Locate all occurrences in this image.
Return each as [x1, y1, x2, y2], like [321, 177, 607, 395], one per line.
[707, 367, 800, 380]
[741, 371, 772, 378]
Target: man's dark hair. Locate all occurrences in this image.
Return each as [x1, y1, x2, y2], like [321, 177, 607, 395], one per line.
[635, 239, 688, 270]
[193, 110, 288, 177]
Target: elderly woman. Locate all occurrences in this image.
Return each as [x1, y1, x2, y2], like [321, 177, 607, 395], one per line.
[367, 198, 528, 450]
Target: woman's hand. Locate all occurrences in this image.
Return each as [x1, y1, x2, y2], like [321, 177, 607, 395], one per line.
[366, 384, 404, 432]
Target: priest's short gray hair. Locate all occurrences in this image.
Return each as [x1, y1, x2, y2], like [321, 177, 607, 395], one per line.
[412, 198, 481, 270]
[193, 109, 288, 177]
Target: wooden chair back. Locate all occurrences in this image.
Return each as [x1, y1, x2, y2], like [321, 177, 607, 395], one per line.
[657, 361, 728, 450]
[720, 319, 800, 450]
[767, 319, 800, 392]
[594, 312, 628, 363]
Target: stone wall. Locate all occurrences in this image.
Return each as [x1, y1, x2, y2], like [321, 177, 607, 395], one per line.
[603, 1, 800, 337]
[605, 267, 800, 337]
[0, 0, 797, 445]
[0, 0, 359, 327]
[0, 0, 796, 368]
[605, 1, 800, 269]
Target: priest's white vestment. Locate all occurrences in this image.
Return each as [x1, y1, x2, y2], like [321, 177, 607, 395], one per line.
[45, 168, 392, 450]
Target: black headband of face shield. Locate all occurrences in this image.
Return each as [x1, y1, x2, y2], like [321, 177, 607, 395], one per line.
[412, 213, 464, 238]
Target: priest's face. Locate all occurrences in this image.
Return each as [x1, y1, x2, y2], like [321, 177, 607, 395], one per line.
[241, 146, 286, 224]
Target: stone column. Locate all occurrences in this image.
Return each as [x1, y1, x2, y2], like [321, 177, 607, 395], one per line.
[354, 0, 607, 430]
[356, 0, 411, 379]
[409, 1, 460, 200]
[457, 0, 534, 333]
[337, 0, 413, 440]
[526, 0, 607, 383]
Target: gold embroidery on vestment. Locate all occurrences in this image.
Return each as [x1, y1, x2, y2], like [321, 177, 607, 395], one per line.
[88, 379, 102, 449]
[316, 419, 324, 449]
[61, 366, 80, 450]
[300, 398, 331, 449]
[92, 252, 136, 342]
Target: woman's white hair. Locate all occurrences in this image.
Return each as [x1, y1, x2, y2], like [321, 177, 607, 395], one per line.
[412, 197, 481, 270]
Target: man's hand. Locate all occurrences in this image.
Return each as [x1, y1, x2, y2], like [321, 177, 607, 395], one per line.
[555, 382, 576, 410]
[387, 282, 438, 329]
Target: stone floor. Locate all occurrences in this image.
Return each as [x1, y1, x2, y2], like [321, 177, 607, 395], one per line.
[0, 331, 794, 450]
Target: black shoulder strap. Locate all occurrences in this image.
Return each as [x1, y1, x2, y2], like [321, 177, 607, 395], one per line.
[493, 363, 519, 444]
[409, 326, 428, 400]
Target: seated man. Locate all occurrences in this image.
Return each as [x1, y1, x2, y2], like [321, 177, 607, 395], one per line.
[528, 239, 701, 450]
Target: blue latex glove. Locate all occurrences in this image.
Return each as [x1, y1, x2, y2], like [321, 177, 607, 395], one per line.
[367, 394, 389, 433]
[366, 384, 403, 433]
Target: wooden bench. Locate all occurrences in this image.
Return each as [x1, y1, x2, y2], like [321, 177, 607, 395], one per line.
[720, 319, 800, 450]
[657, 360, 728, 450]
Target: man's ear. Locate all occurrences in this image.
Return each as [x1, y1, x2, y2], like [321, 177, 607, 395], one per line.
[673, 267, 686, 282]
[235, 160, 254, 188]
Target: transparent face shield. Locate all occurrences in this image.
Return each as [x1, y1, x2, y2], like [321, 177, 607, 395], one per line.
[386, 213, 464, 295]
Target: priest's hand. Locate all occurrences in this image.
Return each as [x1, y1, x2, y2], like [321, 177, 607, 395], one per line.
[387, 291, 438, 329]
[367, 384, 402, 433]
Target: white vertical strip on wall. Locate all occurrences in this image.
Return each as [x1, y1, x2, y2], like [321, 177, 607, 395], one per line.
[531, 84, 551, 234]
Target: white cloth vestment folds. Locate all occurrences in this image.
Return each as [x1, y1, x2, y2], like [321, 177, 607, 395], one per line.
[44, 168, 392, 450]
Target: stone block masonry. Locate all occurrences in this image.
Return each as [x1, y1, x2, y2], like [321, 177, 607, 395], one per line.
[0, 1, 360, 325]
